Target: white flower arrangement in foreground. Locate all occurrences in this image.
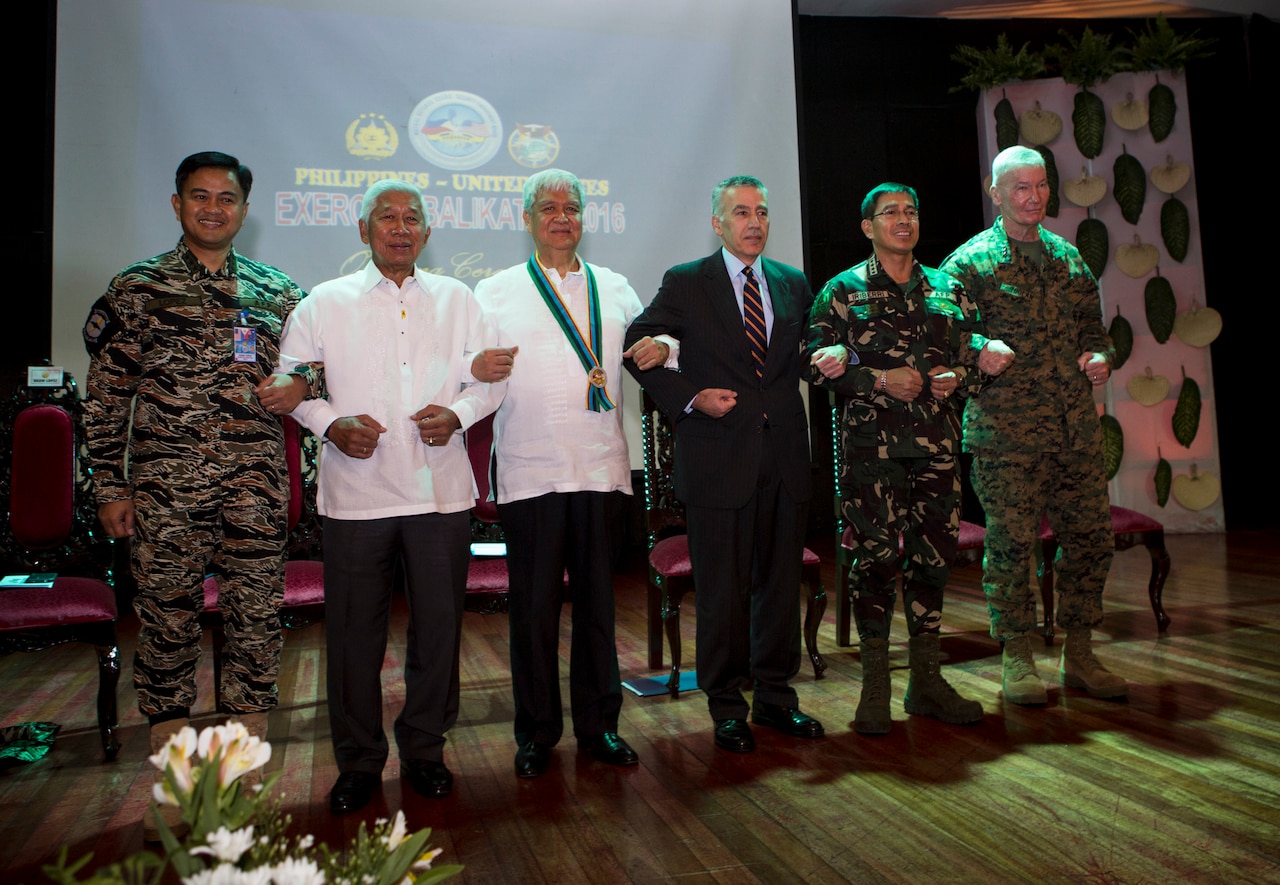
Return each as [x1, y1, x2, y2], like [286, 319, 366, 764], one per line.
[42, 720, 461, 885]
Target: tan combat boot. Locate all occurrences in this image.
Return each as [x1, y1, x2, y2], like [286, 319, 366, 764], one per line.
[1001, 634, 1048, 705]
[1060, 628, 1128, 699]
[854, 638, 892, 735]
[904, 634, 983, 724]
[144, 719, 191, 843]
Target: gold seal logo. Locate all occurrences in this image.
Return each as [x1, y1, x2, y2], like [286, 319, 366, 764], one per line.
[508, 123, 560, 169]
[346, 114, 399, 159]
[588, 367, 607, 388]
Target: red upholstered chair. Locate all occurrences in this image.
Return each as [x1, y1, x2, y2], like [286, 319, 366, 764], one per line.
[831, 406, 987, 647]
[202, 416, 324, 709]
[464, 412, 511, 615]
[0, 373, 121, 760]
[641, 391, 826, 698]
[1037, 506, 1172, 643]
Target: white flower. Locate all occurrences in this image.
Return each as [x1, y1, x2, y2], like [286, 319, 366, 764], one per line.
[181, 862, 272, 885]
[269, 857, 325, 885]
[297, 834, 315, 850]
[383, 811, 408, 850]
[197, 721, 247, 759]
[149, 726, 199, 803]
[189, 826, 256, 864]
[197, 720, 272, 787]
[149, 725, 198, 772]
[411, 848, 443, 871]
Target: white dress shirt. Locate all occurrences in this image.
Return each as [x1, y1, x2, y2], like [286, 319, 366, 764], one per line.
[474, 258, 642, 505]
[278, 261, 496, 519]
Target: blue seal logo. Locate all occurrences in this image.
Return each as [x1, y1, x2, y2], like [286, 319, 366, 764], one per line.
[408, 91, 503, 171]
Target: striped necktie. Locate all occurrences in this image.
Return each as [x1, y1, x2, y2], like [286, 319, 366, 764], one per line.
[742, 265, 767, 378]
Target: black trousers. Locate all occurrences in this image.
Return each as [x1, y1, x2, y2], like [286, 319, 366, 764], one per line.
[684, 428, 807, 721]
[323, 511, 469, 772]
[499, 491, 624, 746]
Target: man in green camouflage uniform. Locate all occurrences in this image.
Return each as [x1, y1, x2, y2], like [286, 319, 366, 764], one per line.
[940, 146, 1127, 705]
[807, 183, 986, 734]
[83, 153, 321, 833]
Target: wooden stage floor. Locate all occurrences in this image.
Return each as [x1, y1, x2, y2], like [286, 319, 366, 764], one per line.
[3, 530, 1279, 883]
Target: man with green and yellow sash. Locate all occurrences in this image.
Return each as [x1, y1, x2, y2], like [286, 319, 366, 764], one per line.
[473, 168, 675, 778]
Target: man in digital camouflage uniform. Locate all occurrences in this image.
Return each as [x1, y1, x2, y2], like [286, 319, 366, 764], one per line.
[807, 182, 986, 734]
[83, 151, 320, 837]
[940, 146, 1127, 705]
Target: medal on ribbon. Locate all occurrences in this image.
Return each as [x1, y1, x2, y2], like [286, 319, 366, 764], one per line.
[526, 255, 615, 411]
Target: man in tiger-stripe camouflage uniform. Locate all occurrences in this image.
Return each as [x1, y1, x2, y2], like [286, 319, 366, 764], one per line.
[83, 152, 321, 838]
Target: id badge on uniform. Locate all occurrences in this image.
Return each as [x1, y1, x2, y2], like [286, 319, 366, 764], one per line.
[234, 310, 258, 363]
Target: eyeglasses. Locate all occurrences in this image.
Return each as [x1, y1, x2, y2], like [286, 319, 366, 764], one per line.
[870, 207, 920, 223]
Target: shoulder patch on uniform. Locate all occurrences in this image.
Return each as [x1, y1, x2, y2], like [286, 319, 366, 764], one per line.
[923, 296, 964, 319]
[83, 296, 120, 355]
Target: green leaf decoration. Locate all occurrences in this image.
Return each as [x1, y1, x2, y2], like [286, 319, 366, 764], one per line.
[1161, 196, 1190, 261]
[1173, 366, 1201, 448]
[951, 35, 1046, 92]
[1155, 451, 1172, 507]
[1034, 144, 1060, 217]
[1053, 25, 1126, 88]
[1076, 217, 1109, 279]
[1145, 273, 1177, 343]
[995, 96, 1019, 151]
[1129, 14, 1217, 74]
[1072, 90, 1106, 159]
[1109, 307, 1133, 370]
[1149, 81, 1177, 142]
[1100, 413, 1124, 480]
[1113, 146, 1147, 224]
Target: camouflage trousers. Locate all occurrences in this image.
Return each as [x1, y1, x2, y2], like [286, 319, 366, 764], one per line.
[131, 458, 287, 719]
[970, 449, 1112, 640]
[842, 453, 959, 640]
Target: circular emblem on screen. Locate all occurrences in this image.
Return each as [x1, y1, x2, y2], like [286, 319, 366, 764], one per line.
[508, 123, 560, 169]
[408, 91, 503, 171]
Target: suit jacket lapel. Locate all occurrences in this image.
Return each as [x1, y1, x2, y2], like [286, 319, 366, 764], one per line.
[763, 259, 793, 326]
[703, 254, 752, 371]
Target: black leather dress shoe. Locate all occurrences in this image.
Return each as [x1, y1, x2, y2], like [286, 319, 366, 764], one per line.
[713, 718, 756, 753]
[581, 732, 639, 766]
[515, 741, 552, 778]
[401, 759, 453, 799]
[329, 770, 379, 814]
[752, 703, 825, 738]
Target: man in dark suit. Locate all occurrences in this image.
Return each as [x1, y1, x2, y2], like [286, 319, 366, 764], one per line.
[624, 175, 832, 752]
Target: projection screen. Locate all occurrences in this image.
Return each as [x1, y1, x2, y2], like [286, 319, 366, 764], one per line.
[52, 0, 805, 463]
